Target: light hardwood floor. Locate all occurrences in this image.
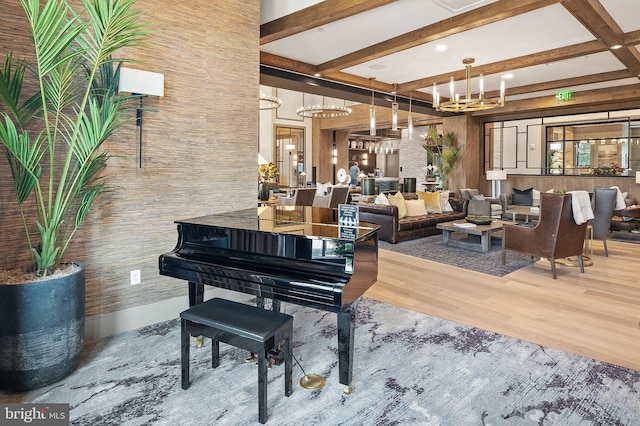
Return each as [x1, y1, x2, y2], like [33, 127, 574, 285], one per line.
[365, 238, 640, 372]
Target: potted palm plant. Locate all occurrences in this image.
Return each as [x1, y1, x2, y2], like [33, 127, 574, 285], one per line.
[421, 127, 460, 190]
[0, 0, 150, 390]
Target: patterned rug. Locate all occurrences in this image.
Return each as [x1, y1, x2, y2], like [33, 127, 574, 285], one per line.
[380, 234, 534, 277]
[2, 298, 639, 425]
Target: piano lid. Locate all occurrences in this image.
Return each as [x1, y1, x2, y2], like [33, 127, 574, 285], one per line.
[175, 206, 378, 242]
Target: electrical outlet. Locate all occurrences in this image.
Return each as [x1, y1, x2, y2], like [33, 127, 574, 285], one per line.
[130, 269, 141, 285]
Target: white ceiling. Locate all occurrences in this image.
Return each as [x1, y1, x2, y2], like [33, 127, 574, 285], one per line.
[260, 0, 640, 116]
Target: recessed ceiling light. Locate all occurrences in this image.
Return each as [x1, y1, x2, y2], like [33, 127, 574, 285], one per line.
[314, 72, 321, 77]
[611, 44, 622, 49]
[369, 64, 386, 70]
[435, 45, 447, 52]
[502, 73, 514, 79]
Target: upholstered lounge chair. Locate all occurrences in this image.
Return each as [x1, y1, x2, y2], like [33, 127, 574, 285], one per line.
[588, 187, 617, 257]
[312, 185, 349, 208]
[467, 199, 492, 217]
[276, 187, 316, 206]
[502, 193, 587, 279]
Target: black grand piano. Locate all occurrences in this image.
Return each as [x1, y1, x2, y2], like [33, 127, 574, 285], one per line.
[159, 206, 379, 392]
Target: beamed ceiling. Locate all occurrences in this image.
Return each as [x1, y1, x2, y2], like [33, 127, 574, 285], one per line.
[259, 0, 640, 122]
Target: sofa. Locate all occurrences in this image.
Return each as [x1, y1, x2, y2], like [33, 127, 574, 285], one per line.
[357, 193, 467, 243]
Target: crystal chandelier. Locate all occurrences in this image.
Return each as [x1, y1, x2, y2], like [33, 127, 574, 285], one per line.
[433, 58, 505, 113]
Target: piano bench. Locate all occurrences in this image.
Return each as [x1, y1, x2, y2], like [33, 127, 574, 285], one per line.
[180, 297, 293, 424]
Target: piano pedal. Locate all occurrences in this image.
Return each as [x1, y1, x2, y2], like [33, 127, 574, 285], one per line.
[191, 335, 204, 348]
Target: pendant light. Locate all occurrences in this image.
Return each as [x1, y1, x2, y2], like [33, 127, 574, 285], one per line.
[391, 83, 398, 131]
[369, 77, 376, 136]
[408, 93, 413, 138]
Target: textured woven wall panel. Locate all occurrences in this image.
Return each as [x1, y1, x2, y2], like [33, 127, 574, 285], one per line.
[0, 1, 260, 317]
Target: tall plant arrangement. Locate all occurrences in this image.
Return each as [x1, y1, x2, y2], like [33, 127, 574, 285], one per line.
[0, 0, 151, 277]
[421, 127, 460, 190]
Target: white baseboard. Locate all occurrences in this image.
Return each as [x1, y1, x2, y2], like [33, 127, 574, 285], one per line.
[84, 288, 253, 341]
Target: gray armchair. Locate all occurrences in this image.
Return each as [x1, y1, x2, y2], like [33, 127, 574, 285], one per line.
[502, 193, 587, 279]
[459, 188, 503, 217]
[312, 185, 349, 208]
[588, 187, 617, 256]
[276, 188, 316, 206]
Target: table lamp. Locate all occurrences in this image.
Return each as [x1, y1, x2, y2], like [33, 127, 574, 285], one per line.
[486, 170, 507, 199]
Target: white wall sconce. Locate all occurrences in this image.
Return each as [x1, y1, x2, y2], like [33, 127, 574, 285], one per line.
[118, 68, 165, 167]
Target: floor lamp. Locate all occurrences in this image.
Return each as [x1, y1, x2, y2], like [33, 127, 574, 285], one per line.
[486, 170, 507, 199]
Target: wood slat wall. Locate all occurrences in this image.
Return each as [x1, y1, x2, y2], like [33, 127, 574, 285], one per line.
[0, 0, 260, 317]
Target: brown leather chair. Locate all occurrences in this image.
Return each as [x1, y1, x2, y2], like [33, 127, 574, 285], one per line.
[502, 193, 587, 279]
[588, 187, 617, 256]
[276, 187, 316, 206]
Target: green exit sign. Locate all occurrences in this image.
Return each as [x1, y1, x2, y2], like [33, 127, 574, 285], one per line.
[556, 90, 574, 101]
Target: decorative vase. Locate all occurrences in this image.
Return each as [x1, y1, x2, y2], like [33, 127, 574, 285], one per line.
[258, 182, 270, 201]
[0, 264, 85, 390]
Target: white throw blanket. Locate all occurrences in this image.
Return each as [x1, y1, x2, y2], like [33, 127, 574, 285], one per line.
[568, 190, 594, 224]
[610, 186, 627, 210]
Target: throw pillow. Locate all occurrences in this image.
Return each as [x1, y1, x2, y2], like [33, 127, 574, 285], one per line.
[472, 194, 485, 200]
[388, 192, 407, 218]
[512, 187, 533, 206]
[374, 192, 390, 205]
[532, 189, 541, 206]
[405, 199, 428, 216]
[417, 191, 442, 213]
[316, 182, 332, 196]
[439, 191, 453, 212]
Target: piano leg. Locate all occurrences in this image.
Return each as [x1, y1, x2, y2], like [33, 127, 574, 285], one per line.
[188, 282, 205, 347]
[337, 306, 356, 394]
[188, 282, 205, 306]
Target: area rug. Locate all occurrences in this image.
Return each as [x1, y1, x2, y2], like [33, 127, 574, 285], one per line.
[380, 234, 534, 277]
[2, 298, 639, 425]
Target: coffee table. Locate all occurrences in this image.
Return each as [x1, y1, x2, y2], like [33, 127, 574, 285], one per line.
[436, 220, 504, 253]
[504, 206, 540, 224]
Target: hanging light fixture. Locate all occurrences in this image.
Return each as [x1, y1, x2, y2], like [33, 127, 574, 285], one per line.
[296, 94, 351, 118]
[391, 83, 398, 131]
[369, 77, 376, 136]
[433, 58, 505, 113]
[407, 93, 413, 138]
[259, 91, 282, 110]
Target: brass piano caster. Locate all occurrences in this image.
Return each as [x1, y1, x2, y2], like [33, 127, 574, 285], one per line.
[191, 335, 203, 348]
[342, 385, 352, 395]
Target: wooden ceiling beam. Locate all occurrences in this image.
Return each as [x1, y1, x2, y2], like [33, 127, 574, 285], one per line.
[260, 0, 398, 45]
[493, 70, 636, 98]
[562, 0, 640, 77]
[400, 40, 607, 92]
[315, 0, 560, 74]
[473, 83, 640, 117]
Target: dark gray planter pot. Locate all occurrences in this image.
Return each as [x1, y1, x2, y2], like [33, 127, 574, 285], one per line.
[0, 264, 85, 391]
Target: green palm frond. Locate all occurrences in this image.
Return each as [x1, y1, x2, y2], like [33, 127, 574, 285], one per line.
[0, 54, 41, 129]
[0, 0, 151, 275]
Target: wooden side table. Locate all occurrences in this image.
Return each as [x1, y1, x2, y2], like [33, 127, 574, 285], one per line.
[611, 206, 640, 233]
